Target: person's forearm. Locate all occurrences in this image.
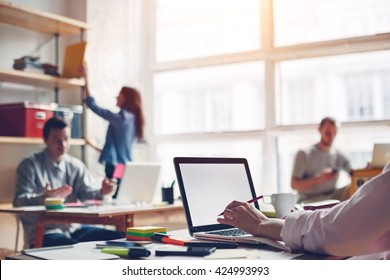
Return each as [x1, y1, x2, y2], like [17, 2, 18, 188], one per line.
[283, 172, 390, 256]
[82, 64, 91, 98]
[84, 78, 90, 98]
[13, 192, 45, 207]
[257, 219, 285, 241]
[86, 138, 102, 152]
[77, 187, 103, 201]
[291, 176, 322, 192]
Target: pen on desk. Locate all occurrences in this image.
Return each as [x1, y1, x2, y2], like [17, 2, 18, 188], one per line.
[151, 232, 185, 246]
[101, 247, 151, 258]
[218, 195, 263, 216]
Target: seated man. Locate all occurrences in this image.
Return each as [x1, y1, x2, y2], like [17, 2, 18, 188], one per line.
[13, 117, 123, 247]
[291, 117, 352, 203]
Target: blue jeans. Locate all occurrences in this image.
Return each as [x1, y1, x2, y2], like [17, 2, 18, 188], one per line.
[42, 226, 124, 247]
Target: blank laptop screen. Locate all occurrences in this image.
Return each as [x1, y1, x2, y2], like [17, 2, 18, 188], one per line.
[178, 162, 256, 227]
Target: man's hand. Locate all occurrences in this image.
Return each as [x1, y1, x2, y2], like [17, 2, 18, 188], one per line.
[217, 200, 284, 241]
[101, 178, 117, 196]
[44, 183, 73, 198]
[319, 168, 338, 183]
[292, 167, 340, 192]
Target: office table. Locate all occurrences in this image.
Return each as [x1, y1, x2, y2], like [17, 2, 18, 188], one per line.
[0, 203, 185, 248]
[5, 228, 347, 260]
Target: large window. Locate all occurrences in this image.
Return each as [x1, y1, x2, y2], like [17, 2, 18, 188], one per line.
[273, 0, 390, 46]
[276, 51, 390, 125]
[154, 61, 265, 134]
[151, 0, 390, 195]
[155, 0, 261, 62]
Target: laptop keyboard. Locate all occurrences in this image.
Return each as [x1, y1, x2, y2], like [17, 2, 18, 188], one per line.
[208, 228, 248, 236]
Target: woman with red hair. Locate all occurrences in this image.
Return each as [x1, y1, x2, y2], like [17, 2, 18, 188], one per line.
[82, 67, 145, 192]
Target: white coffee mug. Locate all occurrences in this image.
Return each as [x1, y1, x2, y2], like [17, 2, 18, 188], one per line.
[263, 193, 297, 218]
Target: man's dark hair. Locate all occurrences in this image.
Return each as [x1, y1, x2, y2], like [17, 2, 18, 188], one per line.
[43, 117, 68, 140]
[319, 116, 337, 128]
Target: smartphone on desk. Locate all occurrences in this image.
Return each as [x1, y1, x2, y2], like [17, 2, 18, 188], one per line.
[155, 246, 216, 257]
[103, 240, 142, 248]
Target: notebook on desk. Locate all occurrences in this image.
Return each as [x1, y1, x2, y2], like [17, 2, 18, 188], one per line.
[173, 157, 289, 251]
[22, 245, 119, 260]
[114, 162, 161, 205]
[371, 143, 390, 168]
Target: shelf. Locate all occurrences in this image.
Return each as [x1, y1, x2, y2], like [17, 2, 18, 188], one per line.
[0, 203, 13, 209]
[0, 1, 87, 162]
[0, 1, 88, 35]
[0, 136, 86, 145]
[0, 69, 85, 90]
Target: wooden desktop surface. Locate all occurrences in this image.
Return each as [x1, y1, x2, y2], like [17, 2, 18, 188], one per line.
[0, 203, 185, 248]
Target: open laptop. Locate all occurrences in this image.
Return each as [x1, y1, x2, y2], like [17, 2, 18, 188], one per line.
[114, 162, 161, 205]
[173, 157, 288, 250]
[371, 143, 390, 168]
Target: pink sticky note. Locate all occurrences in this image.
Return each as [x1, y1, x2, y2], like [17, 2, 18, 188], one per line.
[112, 164, 125, 179]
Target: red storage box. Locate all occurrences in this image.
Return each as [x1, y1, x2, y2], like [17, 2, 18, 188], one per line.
[0, 102, 55, 138]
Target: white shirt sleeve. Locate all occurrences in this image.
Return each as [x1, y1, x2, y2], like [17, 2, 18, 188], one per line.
[281, 163, 390, 257]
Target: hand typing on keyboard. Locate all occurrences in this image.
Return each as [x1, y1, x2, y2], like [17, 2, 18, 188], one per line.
[217, 200, 284, 241]
[208, 228, 247, 236]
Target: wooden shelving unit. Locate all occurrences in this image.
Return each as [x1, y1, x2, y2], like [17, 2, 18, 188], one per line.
[0, 1, 87, 90]
[0, 69, 85, 90]
[0, 1, 87, 35]
[0, 0, 87, 144]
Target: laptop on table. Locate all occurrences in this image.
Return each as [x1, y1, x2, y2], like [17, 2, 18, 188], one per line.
[371, 143, 390, 168]
[173, 157, 288, 251]
[114, 162, 161, 205]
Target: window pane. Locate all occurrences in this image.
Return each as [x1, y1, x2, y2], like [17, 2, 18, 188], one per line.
[156, 0, 260, 62]
[154, 61, 265, 134]
[276, 127, 388, 192]
[156, 138, 263, 195]
[276, 51, 390, 125]
[273, 0, 390, 46]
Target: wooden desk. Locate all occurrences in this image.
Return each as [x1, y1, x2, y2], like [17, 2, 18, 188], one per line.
[5, 229, 348, 260]
[0, 203, 185, 248]
[349, 168, 382, 197]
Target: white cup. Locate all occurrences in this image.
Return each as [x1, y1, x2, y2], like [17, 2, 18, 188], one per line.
[263, 193, 297, 218]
